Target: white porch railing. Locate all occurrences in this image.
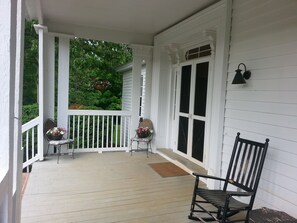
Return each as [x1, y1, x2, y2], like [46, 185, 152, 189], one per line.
[68, 110, 131, 153]
[21, 111, 132, 169]
[22, 117, 40, 172]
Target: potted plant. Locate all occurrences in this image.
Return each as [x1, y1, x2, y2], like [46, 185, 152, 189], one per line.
[46, 127, 66, 140]
[136, 127, 152, 138]
[93, 79, 111, 91]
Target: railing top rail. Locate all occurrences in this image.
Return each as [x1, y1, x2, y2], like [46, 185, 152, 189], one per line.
[22, 116, 40, 133]
[68, 109, 132, 116]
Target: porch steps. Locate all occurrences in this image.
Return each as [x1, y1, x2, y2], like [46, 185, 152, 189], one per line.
[156, 148, 207, 176]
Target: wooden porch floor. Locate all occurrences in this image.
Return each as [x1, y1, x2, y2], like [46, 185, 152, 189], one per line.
[21, 152, 199, 223]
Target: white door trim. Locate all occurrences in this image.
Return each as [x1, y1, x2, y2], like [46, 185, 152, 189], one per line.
[174, 56, 213, 168]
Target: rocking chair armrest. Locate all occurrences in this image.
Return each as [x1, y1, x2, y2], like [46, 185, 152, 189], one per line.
[192, 173, 226, 182]
[226, 191, 254, 197]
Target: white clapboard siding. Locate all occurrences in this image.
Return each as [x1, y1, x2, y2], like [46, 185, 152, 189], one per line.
[225, 100, 297, 117]
[122, 70, 132, 111]
[225, 109, 297, 133]
[223, 0, 297, 217]
[122, 64, 146, 116]
[227, 90, 297, 104]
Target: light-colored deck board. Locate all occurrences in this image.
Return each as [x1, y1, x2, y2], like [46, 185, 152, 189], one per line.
[22, 152, 201, 223]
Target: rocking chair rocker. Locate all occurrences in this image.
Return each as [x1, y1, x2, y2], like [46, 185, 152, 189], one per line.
[189, 132, 269, 223]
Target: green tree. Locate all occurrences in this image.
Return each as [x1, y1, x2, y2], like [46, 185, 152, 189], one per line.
[22, 103, 38, 124]
[69, 38, 132, 110]
[23, 20, 38, 105]
[22, 22, 132, 124]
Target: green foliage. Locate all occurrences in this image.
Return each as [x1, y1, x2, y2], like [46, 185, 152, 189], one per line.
[23, 20, 38, 105]
[69, 38, 132, 110]
[22, 103, 38, 124]
[22, 22, 132, 124]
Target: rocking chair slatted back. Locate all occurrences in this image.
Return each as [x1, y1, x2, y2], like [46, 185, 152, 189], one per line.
[224, 133, 269, 194]
[189, 132, 269, 222]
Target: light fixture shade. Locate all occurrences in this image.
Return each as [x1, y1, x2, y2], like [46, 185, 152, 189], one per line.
[232, 69, 246, 84]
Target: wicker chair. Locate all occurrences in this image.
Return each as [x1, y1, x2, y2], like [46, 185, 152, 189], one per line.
[189, 132, 269, 222]
[44, 118, 74, 164]
[130, 118, 153, 157]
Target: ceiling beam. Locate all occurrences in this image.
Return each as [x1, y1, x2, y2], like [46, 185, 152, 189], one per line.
[46, 21, 154, 45]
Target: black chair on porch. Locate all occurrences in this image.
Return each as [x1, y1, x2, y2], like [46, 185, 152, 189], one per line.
[188, 132, 269, 223]
[44, 118, 74, 164]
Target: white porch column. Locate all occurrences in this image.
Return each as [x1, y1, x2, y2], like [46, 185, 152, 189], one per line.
[12, 0, 25, 222]
[35, 25, 48, 161]
[43, 34, 55, 153]
[150, 46, 161, 148]
[130, 45, 153, 135]
[57, 37, 70, 152]
[0, 0, 18, 222]
[130, 46, 142, 133]
[35, 25, 56, 157]
[43, 34, 55, 122]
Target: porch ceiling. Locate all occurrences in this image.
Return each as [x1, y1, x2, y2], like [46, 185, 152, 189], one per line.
[25, 0, 220, 45]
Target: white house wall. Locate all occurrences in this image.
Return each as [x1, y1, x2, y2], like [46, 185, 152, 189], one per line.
[224, 0, 297, 217]
[152, 0, 231, 180]
[121, 65, 148, 114]
[122, 70, 133, 112]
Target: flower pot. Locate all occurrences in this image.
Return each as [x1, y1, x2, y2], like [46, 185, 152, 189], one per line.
[49, 135, 63, 140]
[137, 132, 150, 138]
[95, 84, 108, 90]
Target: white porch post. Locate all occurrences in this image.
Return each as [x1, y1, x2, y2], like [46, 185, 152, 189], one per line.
[207, 1, 232, 189]
[150, 46, 161, 148]
[0, 0, 18, 222]
[43, 34, 55, 152]
[130, 45, 153, 135]
[43, 35, 55, 122]
[12, 0, 25, 222]
[57, 37, 70, 152]
[35, 25, 48, 161]
[130, 46, 142, 133]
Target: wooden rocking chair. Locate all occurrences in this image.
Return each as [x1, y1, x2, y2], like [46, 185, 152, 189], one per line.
[189, 132, 269, 222]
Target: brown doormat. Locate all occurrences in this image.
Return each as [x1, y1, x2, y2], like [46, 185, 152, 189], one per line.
[148, 162, 189, 177]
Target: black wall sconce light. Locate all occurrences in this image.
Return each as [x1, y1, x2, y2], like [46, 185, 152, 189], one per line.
[232, 63, 251, 84]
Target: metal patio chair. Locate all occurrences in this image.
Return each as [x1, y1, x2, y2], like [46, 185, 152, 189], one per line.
[44, 118, 74, 164]
[188, 132, 269, 223]
[130, 118, 153, 157]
